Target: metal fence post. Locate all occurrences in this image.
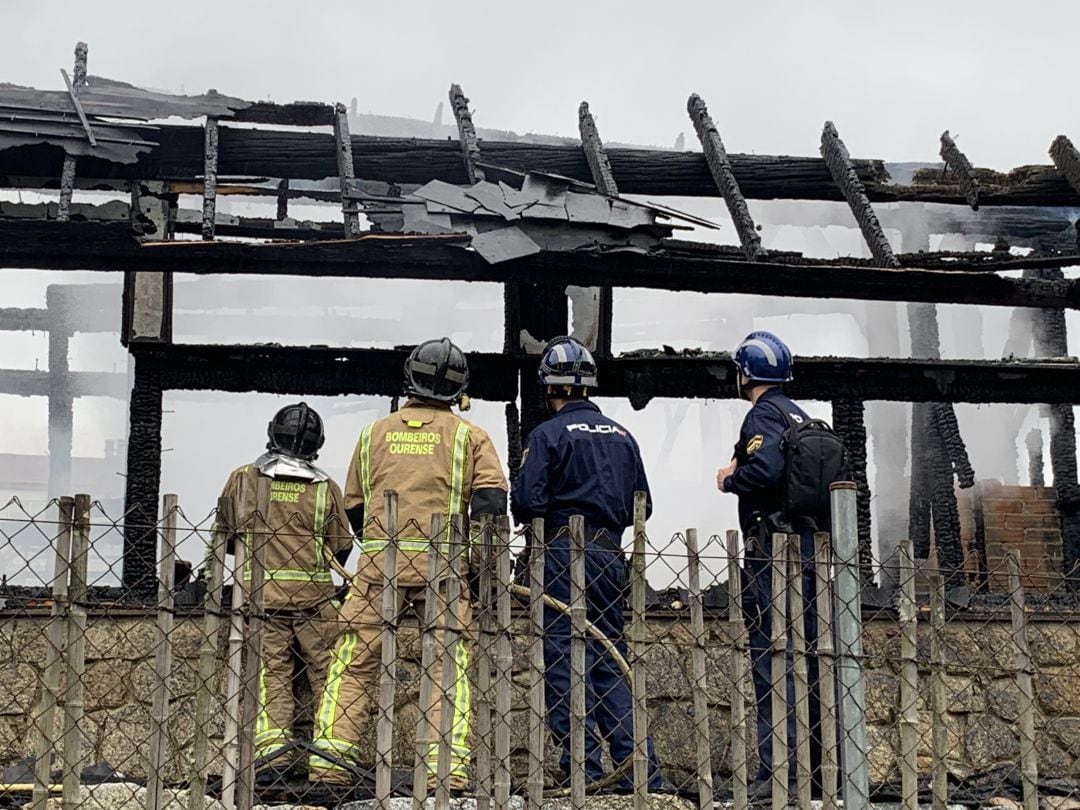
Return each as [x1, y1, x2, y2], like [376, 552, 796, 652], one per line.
[814, 532, 838, 810]
[831, 481, 869, 810]
[61, 493, 90, 810]
[787, 534, 812, 809]
[435, 513, 466, 810]
[147, 495, 178, 810]
[32, 496, 73, 810]
[376, 490, 401, 810]
[189, 497, 229, 810]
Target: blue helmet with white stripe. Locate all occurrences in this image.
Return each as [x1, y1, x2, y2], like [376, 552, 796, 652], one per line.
[733, 331, 793, 383]
[539, 336, 598, 389]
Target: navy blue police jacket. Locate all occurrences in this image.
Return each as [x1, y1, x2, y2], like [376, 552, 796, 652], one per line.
[722, 387, 809, 532]
[511, 401, 652, 541]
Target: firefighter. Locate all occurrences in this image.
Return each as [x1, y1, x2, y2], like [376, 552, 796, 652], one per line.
[309, 337, 508, 789]
[216, 402, 353, 774]
[716, 331, 826, 799]
[511, 336, 665, 791]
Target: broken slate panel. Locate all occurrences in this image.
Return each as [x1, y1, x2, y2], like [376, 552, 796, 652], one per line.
[411, 180, 481, 213]
[402, 203, 455, 234]
[609, 199, 657, 229]
[464, 181, 521, 220]
[471, 225, 541, 263]
[522, 172, 570, 203]
[565, 191, 612, 224]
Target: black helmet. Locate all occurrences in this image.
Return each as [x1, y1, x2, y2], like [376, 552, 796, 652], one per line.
[267, 402, 325, 460]
[539, 336, 598, 389]
[404, 338, 469, 403]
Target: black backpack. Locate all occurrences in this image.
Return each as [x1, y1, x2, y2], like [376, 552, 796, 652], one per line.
[765, 401, 848, 522]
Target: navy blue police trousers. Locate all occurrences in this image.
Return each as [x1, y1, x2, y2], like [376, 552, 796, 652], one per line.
[542, 533, 662, 789]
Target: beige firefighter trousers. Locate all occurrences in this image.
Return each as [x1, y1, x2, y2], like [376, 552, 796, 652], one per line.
[309, 577, 473, 784]
[255, 603, 338, 761]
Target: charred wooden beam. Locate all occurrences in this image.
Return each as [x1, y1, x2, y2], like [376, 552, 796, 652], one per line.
[123, 343, 1080, 405]
[201, 119, 219, 241]
[940, 131, 980, 210]
[1050, 136, 1080, 197]
[821, 121, 899, 268]
[7, 125, 1080, 206]
[123, 355, 162, 599]
[832, 398, 873, 583]
[56, 42, 88, 222]
[1027, 264, 1080, 577]
[577, 101, 616, 357]
[4, 222, 1078, 310]
[578, 102, 618, 196]
[333, 103, 361, 237]
[131, 343, 519, 401]
[1026, 428, 1045, 488]
[449, 84, 484, 184]
[229, 101, 334, 127]
[687, 94, 761, 260]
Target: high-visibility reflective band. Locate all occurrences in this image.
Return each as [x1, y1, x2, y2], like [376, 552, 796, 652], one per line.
[424, 637, 471, 777]
[358, 424, 374, 511]
[447, 422, 470, 518]
[244, 568, 334, 583]
[309, 736, 363, 771]
[313, 480, 328, 568]
[256, 662, 271, 743]
[359, 537, 436, 554]
[314, 630, 359, 747]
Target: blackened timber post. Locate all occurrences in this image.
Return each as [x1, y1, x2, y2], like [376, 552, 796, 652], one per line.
[333, 103, 362, 237]
[577, 102, 616, 357]
[1026, 263, 1080, 577]
[122, 351, 163, 600]
[449, 84, 484, 184]
[1050, 136, 1080, 197]
[687, 94, 762, 260]
[940, 131, 980, 210]
[57, 42, 88, 223]
[201, 118, 220, 241]
[824, 121, 972, 577]
[832, 398, 874, 583]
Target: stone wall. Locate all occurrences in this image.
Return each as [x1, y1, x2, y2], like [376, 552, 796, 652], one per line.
[2, 610, 1080, 786]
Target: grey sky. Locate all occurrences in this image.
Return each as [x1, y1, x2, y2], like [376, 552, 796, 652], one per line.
[5, 0, 1078, 169]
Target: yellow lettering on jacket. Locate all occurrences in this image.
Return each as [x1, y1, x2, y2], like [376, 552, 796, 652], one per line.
[270, 491, 302, 503]
[388, 442, 435, 456]
[385, 430, 441, 444]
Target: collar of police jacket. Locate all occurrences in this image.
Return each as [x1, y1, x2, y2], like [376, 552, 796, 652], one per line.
[254, 451, 331, 483]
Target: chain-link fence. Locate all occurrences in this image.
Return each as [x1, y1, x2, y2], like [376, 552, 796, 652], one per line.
[2, 484, 1079, 810]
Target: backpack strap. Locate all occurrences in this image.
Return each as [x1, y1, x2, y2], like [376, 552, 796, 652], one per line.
[758, 396, 798, 432]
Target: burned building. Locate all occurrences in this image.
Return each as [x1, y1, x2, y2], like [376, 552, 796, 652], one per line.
[1, 42, 1079, 602]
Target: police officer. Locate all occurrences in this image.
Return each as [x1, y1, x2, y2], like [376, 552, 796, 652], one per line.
[716, 331, 823, 798]
[216, 402, 353, 775]
[511, 336, 664, 792]
[310, 338, 508, 789]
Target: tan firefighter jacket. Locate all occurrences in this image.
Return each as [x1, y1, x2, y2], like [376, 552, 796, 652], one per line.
[218, 462, 353, 609]
[344, 399, 508, 586]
